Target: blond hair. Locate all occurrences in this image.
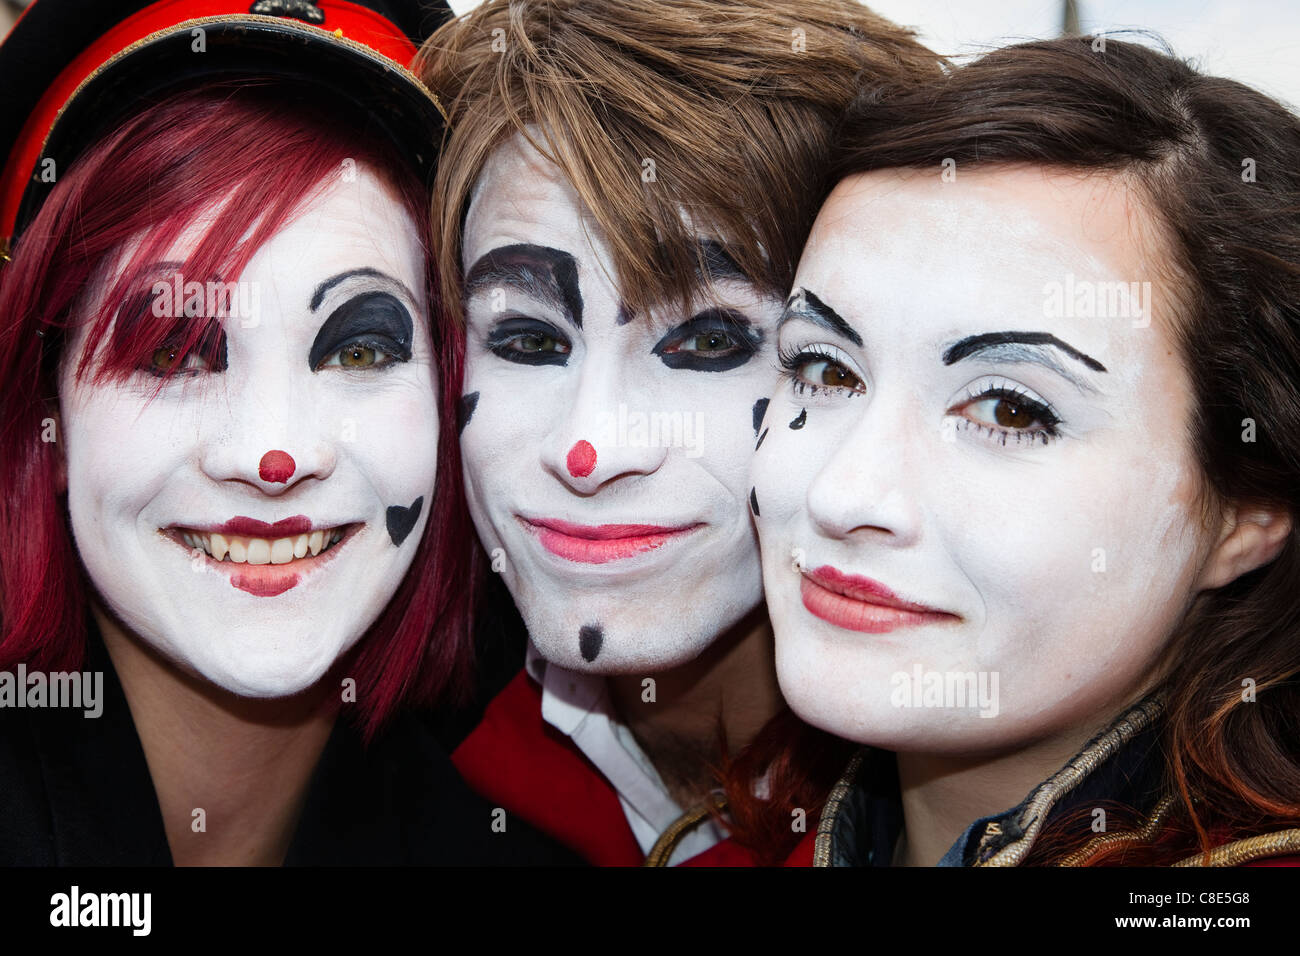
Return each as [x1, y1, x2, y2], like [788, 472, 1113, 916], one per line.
[417, 0, 942, 317]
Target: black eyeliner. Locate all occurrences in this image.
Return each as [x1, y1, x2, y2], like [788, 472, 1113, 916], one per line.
[308, 292, 413, 370]
[652, 308, 762, 372]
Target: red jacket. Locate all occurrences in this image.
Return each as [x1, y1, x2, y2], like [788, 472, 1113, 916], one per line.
[452, 669, 814, 866]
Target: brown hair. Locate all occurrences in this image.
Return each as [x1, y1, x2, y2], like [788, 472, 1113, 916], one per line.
[415, 0, 942, 318]
[832, 36, 1300, 865]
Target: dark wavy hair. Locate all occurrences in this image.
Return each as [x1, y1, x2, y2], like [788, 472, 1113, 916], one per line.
[813, 35, 1300, 866]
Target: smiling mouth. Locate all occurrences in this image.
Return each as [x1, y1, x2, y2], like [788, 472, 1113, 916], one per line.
[164, 523, 359, 597]
[800, 565, 958, 634]
[519, 517, 704, 564]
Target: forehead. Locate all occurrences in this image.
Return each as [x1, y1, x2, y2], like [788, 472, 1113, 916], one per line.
[463, 133, 603, 271]
[808, 165, 1160, 289]
[249, 167, 424, 285]
[799, 165, 1174, 357]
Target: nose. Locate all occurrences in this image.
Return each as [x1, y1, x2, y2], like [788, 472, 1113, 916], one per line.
[540, 355, 668, 493]
[804, 391, 924, 547]
[199, 364, 338, 495]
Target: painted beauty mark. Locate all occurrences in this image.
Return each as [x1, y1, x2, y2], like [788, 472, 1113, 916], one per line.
[579, 624, 604, 662]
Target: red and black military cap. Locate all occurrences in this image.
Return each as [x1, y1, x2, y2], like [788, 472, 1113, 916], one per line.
[0, 0, 453, 260]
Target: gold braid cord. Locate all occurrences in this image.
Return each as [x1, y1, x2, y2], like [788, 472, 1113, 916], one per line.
[643, 793, 728, 867]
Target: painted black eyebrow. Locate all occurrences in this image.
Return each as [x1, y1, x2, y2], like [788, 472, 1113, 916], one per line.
[464, 243, 583, 328]
[310, 268, 417, 312]
[942, 332, 1107, 373]
[777, 288, 863, 347]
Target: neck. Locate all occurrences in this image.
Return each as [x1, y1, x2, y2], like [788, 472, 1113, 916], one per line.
[606, 605, 782, 809]
[94, 604, 338, 866]
[892, 717, 1114, 867]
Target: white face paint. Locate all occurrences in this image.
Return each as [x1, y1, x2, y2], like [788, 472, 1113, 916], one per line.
[753, 166, 1216, 754]
[459, 134, 781, 673]
[59, 166, 439, 698]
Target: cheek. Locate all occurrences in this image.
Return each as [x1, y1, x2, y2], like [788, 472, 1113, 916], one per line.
[62, 387, 190, 526]
[948, 437, 1205, 679]
[346, 388, 440, 493]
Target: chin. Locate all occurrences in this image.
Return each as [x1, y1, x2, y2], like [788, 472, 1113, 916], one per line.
[522, 605, 741, 676]
[176, 634, 346, 700]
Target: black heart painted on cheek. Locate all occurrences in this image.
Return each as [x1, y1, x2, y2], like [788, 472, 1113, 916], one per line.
[457, 391, 480, 434]
[386, 496, 424, 547]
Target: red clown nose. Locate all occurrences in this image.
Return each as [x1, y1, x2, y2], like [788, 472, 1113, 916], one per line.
[566, 440, 597, 478]
[259, 450, 296, 484]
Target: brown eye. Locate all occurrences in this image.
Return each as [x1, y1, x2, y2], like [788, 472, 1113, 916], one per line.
[795, 356, 865, 393]
[959, 389, 1061, 438]
[151, 346, 181, 371]
[994, 400, 1035, 429]
[340, 345, 377, 367]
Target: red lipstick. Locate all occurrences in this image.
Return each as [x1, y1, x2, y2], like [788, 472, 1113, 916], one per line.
[522, 517, 701, 564]
[209, 515, 314, 536]
[800, 565, 957, 633]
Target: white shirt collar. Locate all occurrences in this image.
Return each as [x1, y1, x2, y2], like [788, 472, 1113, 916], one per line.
[524, 640, 727, 864]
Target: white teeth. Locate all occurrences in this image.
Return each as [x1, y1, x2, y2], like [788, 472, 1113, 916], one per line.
[246, 538, 271, 564]
[179, 526, 347, 563]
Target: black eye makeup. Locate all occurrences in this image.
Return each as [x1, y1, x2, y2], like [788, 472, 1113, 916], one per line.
[652, 308, 763, 372]
[308, 291, 413, 372]
[777, 341, 866, 398]
[485, 316, 572, 366]
[949, 377, 1063, 446]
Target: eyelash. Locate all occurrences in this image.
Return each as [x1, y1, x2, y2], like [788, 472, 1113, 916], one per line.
[776, 343, 865, 398]
[485, 317, 572, 365]
[950, 379, 1062, 446]
[776, 345, 1064, 446]
[314, 339, 405, 371]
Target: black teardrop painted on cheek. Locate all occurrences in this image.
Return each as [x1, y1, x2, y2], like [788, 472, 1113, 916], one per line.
[755, 427, 769, 451]
[386, 496, 424, 547]
[749, 487, 760, 517]
[752, 398, 769, 436]
[789, 407, 807, 430]
[458, 391, 480, 434]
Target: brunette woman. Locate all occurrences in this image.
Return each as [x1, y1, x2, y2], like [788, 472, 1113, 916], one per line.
[748, 36, 1300, 866]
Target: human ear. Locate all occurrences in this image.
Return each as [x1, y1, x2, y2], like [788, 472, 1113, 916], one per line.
[1197, 502, 1292, 591]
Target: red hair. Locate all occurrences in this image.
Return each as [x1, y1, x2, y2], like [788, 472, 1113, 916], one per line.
[0, 80, 477, 739]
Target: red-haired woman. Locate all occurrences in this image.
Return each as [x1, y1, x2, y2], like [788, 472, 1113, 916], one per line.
[0, 0, 574, 865]
[744, 36, 1300, 867]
